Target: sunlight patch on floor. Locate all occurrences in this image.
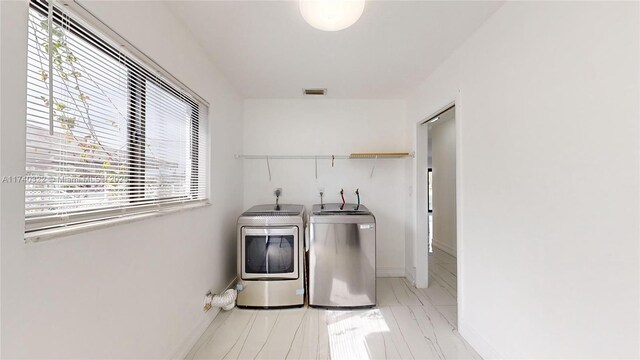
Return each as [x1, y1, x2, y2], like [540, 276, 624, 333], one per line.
[327, 309, 389, 360]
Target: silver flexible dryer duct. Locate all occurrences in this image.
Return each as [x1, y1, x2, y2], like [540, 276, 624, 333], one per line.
[211, 289, 237, 311]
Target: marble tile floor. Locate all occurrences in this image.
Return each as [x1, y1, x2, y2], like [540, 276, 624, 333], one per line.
[429, 247, 457, 295]
[186, 277, 478, 360]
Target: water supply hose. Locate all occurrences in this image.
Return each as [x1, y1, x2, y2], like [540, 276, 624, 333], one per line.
[340, 189, 345, 210]
[355, 189, 360, 210]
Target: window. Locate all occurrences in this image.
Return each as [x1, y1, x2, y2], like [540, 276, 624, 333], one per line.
[25, 0, 208, 236]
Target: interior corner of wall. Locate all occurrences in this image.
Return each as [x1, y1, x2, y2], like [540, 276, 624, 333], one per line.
[405, 266, 416, 285]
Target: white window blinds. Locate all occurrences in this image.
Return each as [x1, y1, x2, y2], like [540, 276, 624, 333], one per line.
[25, 0, 209, 235]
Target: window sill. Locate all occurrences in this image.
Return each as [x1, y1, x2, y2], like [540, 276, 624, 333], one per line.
[24, 200, 211, 244]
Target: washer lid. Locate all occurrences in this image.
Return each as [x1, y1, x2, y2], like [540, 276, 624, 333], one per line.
[312, 203, 370, 215]
[242, 204, 304, 216]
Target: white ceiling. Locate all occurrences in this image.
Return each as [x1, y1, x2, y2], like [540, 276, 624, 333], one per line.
[166, 1, 503, 99]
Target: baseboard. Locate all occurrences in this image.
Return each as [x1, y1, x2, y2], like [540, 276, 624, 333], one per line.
[376, 266, 406, 277]
[171, 307, 219, 359]
[432, 240, 456, 257]
[405, 267, 416, 285]
[170, 276, 238, 359]
[458, 320, 504, 360]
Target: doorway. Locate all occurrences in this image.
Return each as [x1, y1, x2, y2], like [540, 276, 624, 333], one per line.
[427, 106, 456, 253]
[420, 105, 458, 307]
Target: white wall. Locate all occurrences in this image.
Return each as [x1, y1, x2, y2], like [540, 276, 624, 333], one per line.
[406, 1, 639, 358]
[0, 1, 243, 358]
[431, 113, 456, 256]
[243, 99, 408, 276]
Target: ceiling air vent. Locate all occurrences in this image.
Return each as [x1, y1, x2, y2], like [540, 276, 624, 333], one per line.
[303, 88, 327, 96]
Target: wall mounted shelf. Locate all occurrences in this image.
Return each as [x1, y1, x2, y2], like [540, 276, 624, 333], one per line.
[234, 152, 414, 180]
[234, 152, 414, 160]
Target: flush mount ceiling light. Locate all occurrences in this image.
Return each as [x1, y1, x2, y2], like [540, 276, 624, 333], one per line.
[299, 0, 365, 32]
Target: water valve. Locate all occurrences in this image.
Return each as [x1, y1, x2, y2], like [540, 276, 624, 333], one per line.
[203, 291, 214, 312]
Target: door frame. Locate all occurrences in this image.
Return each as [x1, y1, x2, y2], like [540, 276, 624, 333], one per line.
[415, 102, 451, 287]
[414, 92, 463, 320]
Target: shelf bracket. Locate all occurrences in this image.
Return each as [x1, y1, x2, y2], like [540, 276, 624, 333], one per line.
[266, 156, 272, 182]
[370, 156, 378, 178]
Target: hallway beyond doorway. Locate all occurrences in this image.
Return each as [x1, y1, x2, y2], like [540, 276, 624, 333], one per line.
[429, 247, 457, 301]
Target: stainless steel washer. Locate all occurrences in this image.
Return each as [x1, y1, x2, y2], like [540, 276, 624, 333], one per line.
[236, 204, 305, 308]
[308, 203, 376, 308]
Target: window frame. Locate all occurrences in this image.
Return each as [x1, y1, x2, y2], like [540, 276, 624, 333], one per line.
[25, 0, 206, 238]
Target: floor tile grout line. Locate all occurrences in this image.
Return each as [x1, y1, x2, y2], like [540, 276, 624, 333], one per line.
[389, 306, 417, 359]
[430, 271, 457, 295]
[188, 310, 234, 359]
[220, 311, 257, 360]
[435, 262, 457, 278]
[408, 305, 445, 360]
[400, 277, 425, 306]
[285, 309, 308, 360]
[253, 311, 281, 360]
[235, 311, 259, 359]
